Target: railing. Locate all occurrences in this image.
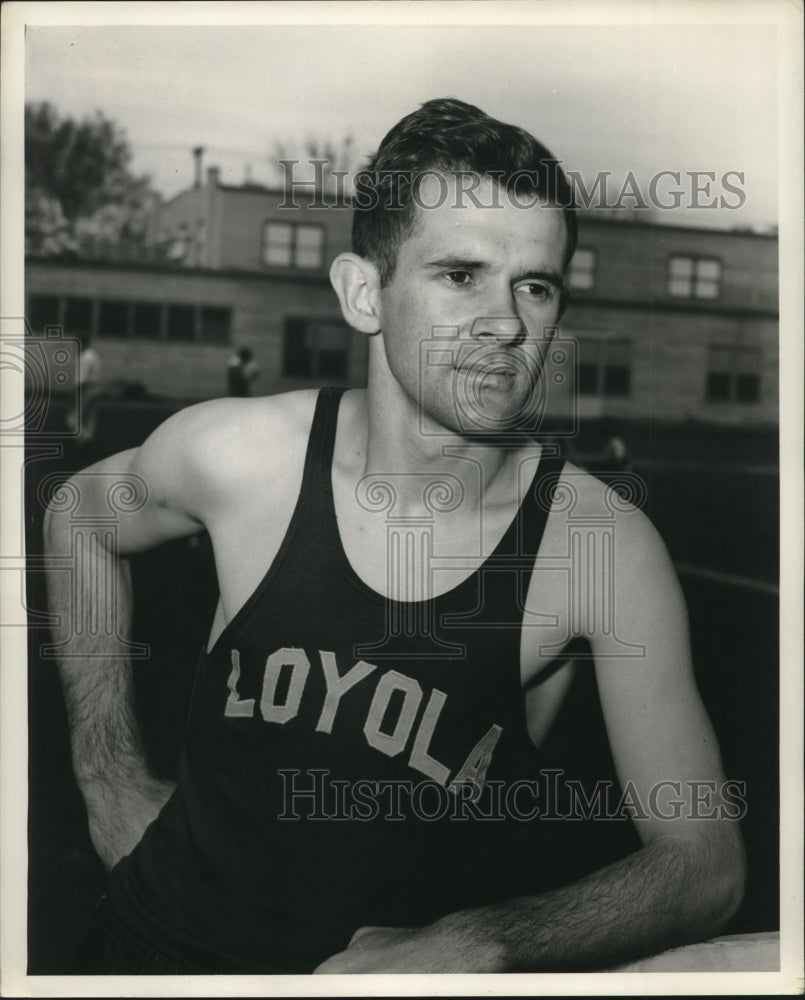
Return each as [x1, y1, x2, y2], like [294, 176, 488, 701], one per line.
[74, 239, 175, 265]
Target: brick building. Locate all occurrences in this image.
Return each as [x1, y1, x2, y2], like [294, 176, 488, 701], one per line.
[25, 166, 778, 425]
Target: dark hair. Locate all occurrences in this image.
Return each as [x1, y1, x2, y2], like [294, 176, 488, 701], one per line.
[351, 98, 577, 286]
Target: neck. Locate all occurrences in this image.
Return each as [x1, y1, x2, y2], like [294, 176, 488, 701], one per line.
[357, 364, 539, 512]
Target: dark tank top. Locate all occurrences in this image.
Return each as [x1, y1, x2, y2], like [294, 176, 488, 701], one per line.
[108, 388, 567, 973]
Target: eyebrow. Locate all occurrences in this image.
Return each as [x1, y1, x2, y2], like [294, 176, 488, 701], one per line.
[423, 255, 488, 272]
[423, 256, 566, 291]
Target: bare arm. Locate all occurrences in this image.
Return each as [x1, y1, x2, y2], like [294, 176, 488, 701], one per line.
[43, 407, 216, 869]
[44, 509, 170, 867]
[317, 829, 741, 973]
[315, 496, 745, 973]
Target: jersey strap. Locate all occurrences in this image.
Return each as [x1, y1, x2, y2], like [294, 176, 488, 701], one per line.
[301, 386, 347, 502]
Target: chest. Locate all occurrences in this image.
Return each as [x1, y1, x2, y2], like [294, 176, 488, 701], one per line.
[204, 460, 578, 748]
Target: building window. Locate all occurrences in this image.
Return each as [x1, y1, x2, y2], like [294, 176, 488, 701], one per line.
[263, 222, 293, 266]
[295, 224, 326, 268]
[98, 300, 129, 338]
[132, 302, 162, 339]
[283, 318, 350, 378]
[668, 256, 721, 299]
[705, 345, 761, 403]
[199, 307, 231, 345]
[567, 248, 596, 290]
[166, 305, 196, 342]
[28, 295, 60, 333]
[262, 222, 325, 270]
[26, 295, 230, 344]
[579, 338, 632, 398]
[64, 297, 93, 334]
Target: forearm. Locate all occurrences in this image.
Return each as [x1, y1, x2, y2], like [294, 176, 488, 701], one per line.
[44, 502, 173, 866]
[436, 831, 746, 972]
[45, 509, 145, 783]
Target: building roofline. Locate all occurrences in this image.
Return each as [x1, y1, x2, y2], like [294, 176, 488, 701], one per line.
[575, 213, 779, 240]
[25, 254, 333, 286]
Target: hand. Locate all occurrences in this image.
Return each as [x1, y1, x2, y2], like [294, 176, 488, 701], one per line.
[80, 773, 176, 871]
[313, 920, 504, 974]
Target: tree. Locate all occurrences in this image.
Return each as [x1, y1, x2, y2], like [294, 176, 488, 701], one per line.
[25, 102, 156, 255]
[24, 187, 78, 257]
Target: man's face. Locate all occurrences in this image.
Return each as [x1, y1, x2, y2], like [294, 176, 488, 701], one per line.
[376, 174, 568, 435]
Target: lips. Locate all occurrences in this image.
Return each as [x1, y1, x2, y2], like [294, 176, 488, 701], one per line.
[457, 362, 519, 377]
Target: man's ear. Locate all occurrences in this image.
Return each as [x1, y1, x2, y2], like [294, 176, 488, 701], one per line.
[329, 253, 382, 334]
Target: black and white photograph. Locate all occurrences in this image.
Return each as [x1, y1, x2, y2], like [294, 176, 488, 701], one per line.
[1, 0, 802, 994]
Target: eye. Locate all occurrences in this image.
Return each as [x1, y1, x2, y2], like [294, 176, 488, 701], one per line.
[443, 270, 474, 287]
[515, 280, 557, 303]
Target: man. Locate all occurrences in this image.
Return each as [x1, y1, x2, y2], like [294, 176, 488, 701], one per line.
[64, 333, 102, 451]
[44, 98, 745, 974]
[226, 346, 259, 397]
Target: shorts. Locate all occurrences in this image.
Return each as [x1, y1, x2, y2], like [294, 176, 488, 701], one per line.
[72, 895, 292, 975]
[72, 896, 207, 975]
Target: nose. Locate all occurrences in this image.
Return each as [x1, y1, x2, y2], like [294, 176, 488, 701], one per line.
[469, 312, 525, 347]
[467, 281, 526, 346]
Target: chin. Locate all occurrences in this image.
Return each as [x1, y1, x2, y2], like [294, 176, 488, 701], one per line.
[428, 401, 536, 439]
[454, 391, 540, 436]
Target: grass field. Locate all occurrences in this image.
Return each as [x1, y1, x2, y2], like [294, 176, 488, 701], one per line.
[25, 396, 781, 972]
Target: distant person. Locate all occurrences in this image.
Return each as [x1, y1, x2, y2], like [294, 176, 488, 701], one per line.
[601, 434, 631, 472]
[226, 347, 259, 397]
[65, 334, 102, 450]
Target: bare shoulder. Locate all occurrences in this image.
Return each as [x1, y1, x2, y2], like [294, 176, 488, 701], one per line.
[130, 389, 321, 518]
[141, 388, 318, 457]
[543, 458, 666, 556]
[536, 458, 682, 619]
[520, 457, 687, 720]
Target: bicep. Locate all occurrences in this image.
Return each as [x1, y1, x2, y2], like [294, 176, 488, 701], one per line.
[592, 511, 727, 846]
[47, 412, 209, 557]
[122, 431, 206, 552]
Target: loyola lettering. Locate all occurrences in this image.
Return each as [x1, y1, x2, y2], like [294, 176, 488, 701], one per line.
[224, 646, 502, 795]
